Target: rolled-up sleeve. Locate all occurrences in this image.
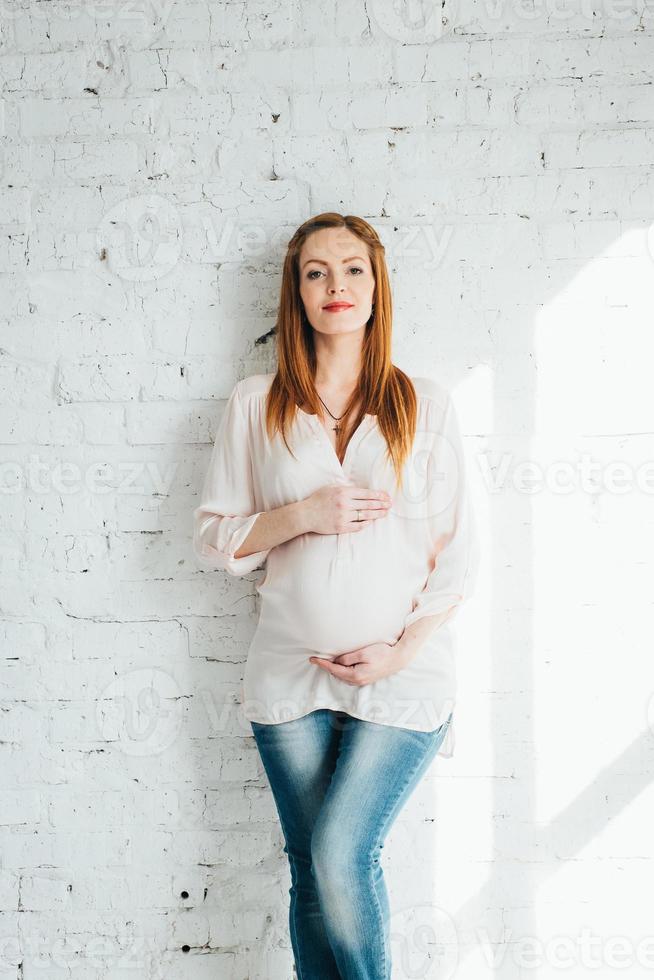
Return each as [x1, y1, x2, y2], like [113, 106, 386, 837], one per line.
[402, 392, 480, 629]
[193, 381, 270, 576]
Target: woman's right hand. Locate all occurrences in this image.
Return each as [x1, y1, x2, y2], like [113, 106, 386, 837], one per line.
[301, 484, 393, 536]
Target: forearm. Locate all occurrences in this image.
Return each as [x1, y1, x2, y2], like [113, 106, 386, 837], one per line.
[393, 607, 456, 667]
[234, 499, 310, 559]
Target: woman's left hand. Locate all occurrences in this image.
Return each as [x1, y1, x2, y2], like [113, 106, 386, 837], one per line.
[309, 642, 406, 687]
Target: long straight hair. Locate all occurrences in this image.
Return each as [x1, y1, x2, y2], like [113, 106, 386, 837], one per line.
[265, 212, 418, 490]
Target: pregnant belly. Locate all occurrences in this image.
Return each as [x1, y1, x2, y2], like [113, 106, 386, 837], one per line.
[256, 534, 420, 655]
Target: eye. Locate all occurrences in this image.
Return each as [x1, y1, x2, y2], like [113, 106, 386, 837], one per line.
[306, 266, 365, 280]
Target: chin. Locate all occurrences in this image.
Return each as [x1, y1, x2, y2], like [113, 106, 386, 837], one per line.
[316, 317, 365, 333]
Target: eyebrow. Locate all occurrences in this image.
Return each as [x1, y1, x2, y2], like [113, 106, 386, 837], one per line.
[301, 255, 368, 269]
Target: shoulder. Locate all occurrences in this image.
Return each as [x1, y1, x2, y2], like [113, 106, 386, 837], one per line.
[409, 375, 452, 412]
[234, 373, 275, 407]
[229, 374, 275, 433]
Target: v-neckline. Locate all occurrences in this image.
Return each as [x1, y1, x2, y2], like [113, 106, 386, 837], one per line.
[297, 407, 374, 476]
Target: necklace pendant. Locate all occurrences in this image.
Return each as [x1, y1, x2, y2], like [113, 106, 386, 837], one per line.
[333, 424, 341, 433]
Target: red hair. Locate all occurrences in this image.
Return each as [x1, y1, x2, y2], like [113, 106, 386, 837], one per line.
[265, 212, 418, 490]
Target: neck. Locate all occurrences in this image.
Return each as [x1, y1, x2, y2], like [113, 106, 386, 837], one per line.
[313, 328, 364, 390]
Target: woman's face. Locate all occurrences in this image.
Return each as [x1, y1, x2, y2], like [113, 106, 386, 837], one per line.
[298, 227, 376, 336]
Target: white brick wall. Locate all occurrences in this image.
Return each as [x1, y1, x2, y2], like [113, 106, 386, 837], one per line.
[1, 2, 653, 978]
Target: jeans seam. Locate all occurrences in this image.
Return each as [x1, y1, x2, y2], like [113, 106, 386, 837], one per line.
[367, 853, 388, 979]
[288, 856, 305, 980]
[370, 722, 450, 977]
[373, 749, 432, 978]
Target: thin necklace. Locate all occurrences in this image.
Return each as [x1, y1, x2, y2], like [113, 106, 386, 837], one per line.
[316, 393, 348, 433]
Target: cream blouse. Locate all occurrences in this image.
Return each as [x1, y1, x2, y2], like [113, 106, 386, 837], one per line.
[193, 372, 480, 759]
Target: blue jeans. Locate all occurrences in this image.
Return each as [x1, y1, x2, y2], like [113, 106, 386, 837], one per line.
[250, 708, 453, 980]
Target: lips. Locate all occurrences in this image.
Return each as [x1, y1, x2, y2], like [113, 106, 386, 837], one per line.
[323, 303, 353, 311]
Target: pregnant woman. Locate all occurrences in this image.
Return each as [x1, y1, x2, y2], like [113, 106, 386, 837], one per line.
[193, 212, 480, 979]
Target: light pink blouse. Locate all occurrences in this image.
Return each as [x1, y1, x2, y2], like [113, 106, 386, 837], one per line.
[193, 372, 480, 758]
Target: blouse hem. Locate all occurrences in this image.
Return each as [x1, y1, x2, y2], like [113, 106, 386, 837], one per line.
[243, 702, 455, 757]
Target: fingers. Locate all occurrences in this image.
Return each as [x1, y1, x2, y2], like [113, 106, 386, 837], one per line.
[347, 488, 393, 524]
[354, 506, 389, 519]
[332, 650, 363, 665]
[348, 499, 392, 525]
[349, 487, 392, 506]
[331, 485, 392, 533]
[309, 657, 360, 685]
